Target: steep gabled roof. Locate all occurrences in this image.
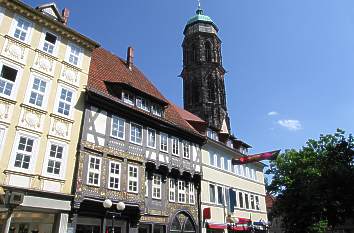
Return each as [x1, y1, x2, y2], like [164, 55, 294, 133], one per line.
[88, 48, 205, 139]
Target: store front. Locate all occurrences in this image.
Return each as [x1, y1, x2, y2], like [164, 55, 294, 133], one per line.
[70, 199, 140, 233]
[0, 189, 71, 233]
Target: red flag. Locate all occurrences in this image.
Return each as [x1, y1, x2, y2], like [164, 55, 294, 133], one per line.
[232, 150, 280, 165]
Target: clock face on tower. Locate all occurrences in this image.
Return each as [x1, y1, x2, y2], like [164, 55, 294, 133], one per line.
[181, 9, 230, 133]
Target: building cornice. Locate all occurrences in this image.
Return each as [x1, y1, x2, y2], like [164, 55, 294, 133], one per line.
[0, 0, 100, 49]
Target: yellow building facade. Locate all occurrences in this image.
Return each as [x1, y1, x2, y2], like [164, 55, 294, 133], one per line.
[201, 141, 268, 233]
[0, 1, 98, 233]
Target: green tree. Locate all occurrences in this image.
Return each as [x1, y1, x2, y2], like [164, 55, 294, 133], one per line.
[267, 129, 354, 233]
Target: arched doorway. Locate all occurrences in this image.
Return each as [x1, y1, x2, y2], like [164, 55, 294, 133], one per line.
[170, 212, 196, 233]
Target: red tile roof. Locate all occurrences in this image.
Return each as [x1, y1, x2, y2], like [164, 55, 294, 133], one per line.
[88, 47, 203, 137]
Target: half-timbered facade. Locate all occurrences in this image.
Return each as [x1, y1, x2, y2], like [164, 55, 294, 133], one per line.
[71, 47, 205, 233]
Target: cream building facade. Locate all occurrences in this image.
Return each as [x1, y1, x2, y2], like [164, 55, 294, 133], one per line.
[201, 140, 268, 233]
[0, 1, 98, 233]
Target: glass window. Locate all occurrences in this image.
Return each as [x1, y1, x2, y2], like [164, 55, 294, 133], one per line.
[250, 194, 255, 210]
[42, 32, 57, 54]
[169, 179, 176, 202]
[128, 165, 138, 193]
[245, 166, 250, 178]
[67, 43, 80, 66]
[239, 192, 244, 208]
[130, 123, 142, 145]
[209, 184, 215, 203]
[223, 157, 228, 171]
[216, 154, 221, 168]
[46, 143, 64, 176]
[13, 17, 31, 42]
[122, 92, 134, 105]
[217, 186, 224, 205]
[147, 128, 156, 148]
[136, 97, 149, 111]
[87, 156, 101, 186]
[151, 104, 162, 117]
[209, 151, 214, 166]
[189, 183, 195, 204]
[109, 161, 121, 190]
[251, 168, 256, 180]
[182, 141, 190, 159]
[57, 87, 73, 117]
[234, 165, 239, 175]
[152, 174, 161, 199]
[240, 165, 245, 176]
[172, 137, 179, 155]
[178, 180, 186, 203]
[245, 193, 250, 209]
[28, 77, 47, 107]
[14, 136, 35, 170]
[0, 65, 17, 97]
[160, 133, 168, 152]
[255, 196, 260, 210]
[111, 116, 125, 139]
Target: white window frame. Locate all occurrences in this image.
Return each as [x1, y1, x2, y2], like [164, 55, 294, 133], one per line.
[145, 173, 149, 197]
[25, 73, 51, 109]
[234, 165, 239, 175]
[250, 194, 255, 210]
[0, 126, 7, 160]
[10, 15, 33, 43]
[220, 156, 225, 169]
[110, 115, 125, 140]
[42, 140, 68, 179]
[127, 164, 139, 193]
[227, 159, 232, 172]
[216, 186, 224, 205]
[0, 7, 5, 25]
[0, 60, 22, 100]
[255, 195, 261, 210]
[244, 192, 250, 209]
[9, 132, 39, 173]
[160, 133, 168, 153]
[108, 161, 121, 190]
[182, 141, 190, 159]
[169, 179, 176, 202]
[122, 91, 134, 105]
[251, 168, 256, 180]
[189, 183, 195, 204]
[240, 165, 245, 177]
[238, 191, 245, 209]
[152, 174, 162, 199]
[130, 122, 143, 145]
[171, 137, 179, 156]
[147, 128, 156, 149]
[151, 104, 162, 117]
[87, 155, 101, 186]
[54, 84, 76, 118]
[245, 166, 250, 178]
[209, 184, 216, 203]
[65, 42, 82, 67]
[178, 180, 186, 203]
[136, 96, 149, 111]
[39, 29, 60, 56]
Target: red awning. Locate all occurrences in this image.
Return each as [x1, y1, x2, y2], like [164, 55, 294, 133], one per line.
[207, 223, 227, 230]
[237, 218, 251, 224]
[229, 226, 252, 231]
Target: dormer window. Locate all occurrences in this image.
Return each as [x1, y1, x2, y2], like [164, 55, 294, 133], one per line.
[227, 140, 233, 148]
[136, 96, 149, 111]
[151, 104, 163, 117]
[122, 91, 134, 105]
[207, 128, 219, 141]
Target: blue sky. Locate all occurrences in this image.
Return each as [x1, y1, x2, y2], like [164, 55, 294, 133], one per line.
[26, 0, 354, 154]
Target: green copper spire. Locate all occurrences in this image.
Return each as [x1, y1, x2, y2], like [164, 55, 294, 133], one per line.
[186, 3, 213, 26]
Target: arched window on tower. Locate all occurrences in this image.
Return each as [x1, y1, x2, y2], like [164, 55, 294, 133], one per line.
[205, 42, 212, 62]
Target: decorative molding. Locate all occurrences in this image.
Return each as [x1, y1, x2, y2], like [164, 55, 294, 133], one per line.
[81, 140, 144, 163]
[49, 115, 72, 140]
[18, 106, 45, 132]
[32, 50, 56, 76]
[0, 99, 14, 123]
[60, 63, 81, 88]
[1, 36, 29, 65]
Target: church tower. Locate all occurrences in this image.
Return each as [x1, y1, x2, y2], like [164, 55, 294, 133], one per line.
[181, 6, 231, 135]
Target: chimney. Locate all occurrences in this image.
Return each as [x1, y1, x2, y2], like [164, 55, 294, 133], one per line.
[62, 8, 70, 25]
[127, 47, 134, 70]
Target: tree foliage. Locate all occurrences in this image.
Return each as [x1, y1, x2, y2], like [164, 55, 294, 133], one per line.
[267, 129, 354, 232]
